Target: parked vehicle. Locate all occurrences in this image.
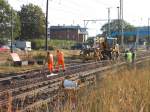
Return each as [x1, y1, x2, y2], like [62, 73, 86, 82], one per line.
[0, 45, 10, 52]
[15, 41, 31, 51]
[80, 37, 120, 61]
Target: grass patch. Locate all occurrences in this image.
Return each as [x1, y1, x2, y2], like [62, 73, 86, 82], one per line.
[0, 65, 42, 75]
[0, 49, 80, 74]
[30, 39, 76, 50]
[64, 63, 150, 112]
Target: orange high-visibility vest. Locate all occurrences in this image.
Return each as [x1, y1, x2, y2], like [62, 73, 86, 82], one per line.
[48, 54, 54, 64]
[57, 52, 64, 62]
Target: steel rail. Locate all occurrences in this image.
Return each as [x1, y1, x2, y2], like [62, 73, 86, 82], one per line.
[0, 52, 149, 95]
[0, 52, 149, 111]
[18, 55, 150, 112]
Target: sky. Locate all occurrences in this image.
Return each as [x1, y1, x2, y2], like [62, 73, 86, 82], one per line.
[7, 0, 150, 36]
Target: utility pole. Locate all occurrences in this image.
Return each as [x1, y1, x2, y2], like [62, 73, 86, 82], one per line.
[136, 27, 139, 49]
[148, 18, 150, 43]
[11, 8, 13, 53]
[120, 0, 124, 48]
[117, 6, 120, 37]
[117, 7, 120, 21]
[108, 8, 110, 38]
[45, 0, 49, 51]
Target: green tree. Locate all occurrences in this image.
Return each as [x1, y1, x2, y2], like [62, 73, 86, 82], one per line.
[19, 4, 45, 40]
[0, 0, 20, 41]
[101, 19, 135, 36]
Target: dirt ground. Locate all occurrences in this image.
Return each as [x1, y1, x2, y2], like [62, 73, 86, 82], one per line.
[0, 49, 80, 74]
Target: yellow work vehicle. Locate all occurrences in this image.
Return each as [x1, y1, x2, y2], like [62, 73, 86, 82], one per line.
[80, 36, 120, 61]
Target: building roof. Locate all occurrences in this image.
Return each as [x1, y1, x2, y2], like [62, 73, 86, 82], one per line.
[50, 25, 81, 29]
[50, 25, 88, 35]
[111, 26, 150, 38]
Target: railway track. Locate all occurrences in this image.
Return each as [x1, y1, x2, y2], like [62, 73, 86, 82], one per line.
[20, 54, 150, 112]
[0, 61, 80, 81]
[0, 51, 149, 112]
[0, 60, 106, 111]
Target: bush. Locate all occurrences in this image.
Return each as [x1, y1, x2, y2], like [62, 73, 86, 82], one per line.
[31, 39, 44, 50]
[0, 38, 8, 45]
[30, 39, 76, 50]
[48, 46, 54, 50]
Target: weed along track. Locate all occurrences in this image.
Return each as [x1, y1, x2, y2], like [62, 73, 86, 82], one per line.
[0, 51, 150, 112]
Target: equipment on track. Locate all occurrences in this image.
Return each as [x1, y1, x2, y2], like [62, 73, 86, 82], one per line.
[80, 36, 120, 61]
[0, 51, 149, 112]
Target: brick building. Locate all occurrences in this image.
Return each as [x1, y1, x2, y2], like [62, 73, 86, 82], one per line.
[49, 25, 88, 42]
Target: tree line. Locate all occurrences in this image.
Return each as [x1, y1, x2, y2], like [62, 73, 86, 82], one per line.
[0, 0, 135, 44]
[0, 0, 45, 42]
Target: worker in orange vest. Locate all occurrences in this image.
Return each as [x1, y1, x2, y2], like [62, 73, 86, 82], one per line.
[56, 49, 65, 72]
[46, 51, 54, 73]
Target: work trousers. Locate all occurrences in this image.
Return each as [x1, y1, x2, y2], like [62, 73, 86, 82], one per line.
[48, 63, 53, 73]
[56, 60, 65, 71]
